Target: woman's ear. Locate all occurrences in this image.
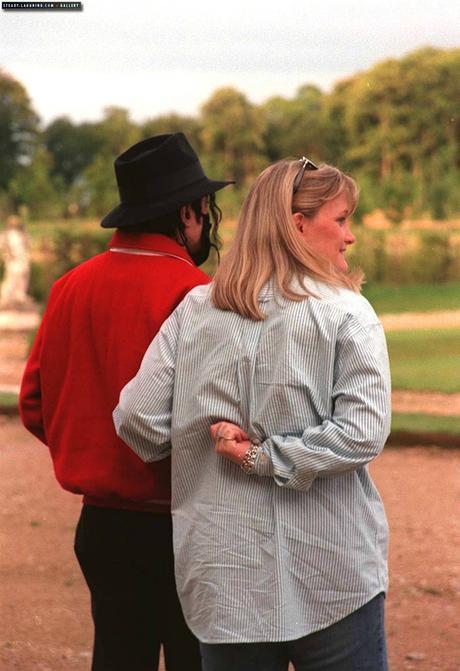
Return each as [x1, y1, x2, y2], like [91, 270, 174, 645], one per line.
[292, 212, 304, 235]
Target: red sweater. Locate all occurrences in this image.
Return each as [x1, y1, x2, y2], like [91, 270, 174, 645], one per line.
[19, 231, 209, 512]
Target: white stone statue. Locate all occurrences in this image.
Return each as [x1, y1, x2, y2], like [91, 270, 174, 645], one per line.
[0, 215, 34, 311]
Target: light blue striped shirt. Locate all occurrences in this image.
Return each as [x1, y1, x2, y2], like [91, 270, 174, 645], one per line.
[114, 278, 391, 643]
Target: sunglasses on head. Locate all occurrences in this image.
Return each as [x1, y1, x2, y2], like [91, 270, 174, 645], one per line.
[292, 156, 318, 194]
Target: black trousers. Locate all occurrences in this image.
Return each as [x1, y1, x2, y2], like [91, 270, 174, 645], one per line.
[74, 505, 202, 671]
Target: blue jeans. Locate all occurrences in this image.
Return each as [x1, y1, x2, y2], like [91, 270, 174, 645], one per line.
[200, 593, 387, 671]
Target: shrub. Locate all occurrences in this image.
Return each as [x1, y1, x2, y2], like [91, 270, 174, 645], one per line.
[29, 261, 51, 303]
[3, 220, 460, 304]
[27, 227, 110, 302]
[50, 228, 110, 279]
[348, 226, 460, 284]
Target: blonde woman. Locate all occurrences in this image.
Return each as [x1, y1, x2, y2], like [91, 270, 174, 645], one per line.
[114, 159, 391, 671]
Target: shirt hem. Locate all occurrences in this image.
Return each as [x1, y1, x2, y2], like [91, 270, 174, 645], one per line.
[190, 587, 387, 644]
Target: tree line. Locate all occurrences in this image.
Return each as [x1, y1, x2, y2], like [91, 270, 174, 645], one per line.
[1, 46, 459, 222]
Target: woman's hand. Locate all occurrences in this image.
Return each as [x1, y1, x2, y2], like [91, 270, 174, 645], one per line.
[210, 421, 251, 466]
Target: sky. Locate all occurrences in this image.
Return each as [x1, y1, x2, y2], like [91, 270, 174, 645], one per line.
[1, 0, 459, 126]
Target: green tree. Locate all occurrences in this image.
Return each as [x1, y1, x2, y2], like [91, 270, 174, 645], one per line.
[0, 69, 40, 192]
[141, 113, 203, 152]
[9, 146, 61, 218]
[199, 87, 267, 186]
[95, 106, 141, 157]
[262, 85, 325, 162]
[327, 47, 460, 218]
[76, 154, 119, 217]
[322, 76, 359, 168]
[73, 107, 141, 216]
[44, 117, 103, 187]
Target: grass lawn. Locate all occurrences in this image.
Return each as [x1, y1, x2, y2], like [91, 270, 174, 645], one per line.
[362, 282, 460, 314]
[0, 391, 18, 407]
[392, 412, 460, 436]
[387, 328, 460, 393]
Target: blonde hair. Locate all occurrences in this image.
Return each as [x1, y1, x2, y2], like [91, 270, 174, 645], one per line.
[211, 160, 363, 320]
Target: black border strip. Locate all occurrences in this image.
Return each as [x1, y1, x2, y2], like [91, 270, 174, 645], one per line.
[2, 2, 83, 10]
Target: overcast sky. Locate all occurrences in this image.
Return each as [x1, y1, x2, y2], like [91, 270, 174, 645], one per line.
[1, 0, 459, 125]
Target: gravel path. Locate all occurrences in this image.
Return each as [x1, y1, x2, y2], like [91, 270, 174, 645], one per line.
[392, 390, 460, 416]
[380, 309, 460, 331]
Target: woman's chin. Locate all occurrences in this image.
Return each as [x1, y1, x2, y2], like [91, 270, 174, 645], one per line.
[334, 256, 349, 272]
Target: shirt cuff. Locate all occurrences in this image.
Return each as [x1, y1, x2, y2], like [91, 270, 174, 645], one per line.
[251, 444, 274, 477]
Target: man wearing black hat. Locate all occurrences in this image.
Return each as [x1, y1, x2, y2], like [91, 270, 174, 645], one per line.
[19, 133, 233, 671]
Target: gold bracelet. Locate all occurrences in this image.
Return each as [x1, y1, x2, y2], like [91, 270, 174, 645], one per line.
[241, 442, 261, 473]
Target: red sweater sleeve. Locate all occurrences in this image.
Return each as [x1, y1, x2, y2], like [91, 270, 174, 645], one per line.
[19, 322, 47, 445]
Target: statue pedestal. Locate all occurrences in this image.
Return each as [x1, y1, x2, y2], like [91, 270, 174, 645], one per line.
[0, 310, 40, 399]
[0, 309, 40, 331]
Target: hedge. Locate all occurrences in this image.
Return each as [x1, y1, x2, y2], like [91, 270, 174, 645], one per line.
[347, 228, 460, 284]
[2, 224, 460, 303]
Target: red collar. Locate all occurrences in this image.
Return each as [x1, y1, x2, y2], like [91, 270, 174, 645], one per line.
[108, 231, 195, 265]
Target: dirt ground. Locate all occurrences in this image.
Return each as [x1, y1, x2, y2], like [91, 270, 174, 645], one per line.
[1, 315, 459, 671]
[1, 416, 459, 671]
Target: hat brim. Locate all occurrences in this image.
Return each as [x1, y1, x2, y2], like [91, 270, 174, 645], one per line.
[101, 177, 234, 229]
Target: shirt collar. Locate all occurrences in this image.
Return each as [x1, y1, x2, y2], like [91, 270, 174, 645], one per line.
[108, 231, 195, 265]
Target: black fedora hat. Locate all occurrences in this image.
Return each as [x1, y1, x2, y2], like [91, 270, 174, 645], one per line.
[101, 133, 234, 228]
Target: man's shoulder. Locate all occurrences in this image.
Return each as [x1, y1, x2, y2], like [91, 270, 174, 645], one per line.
[49, 251, 108, 290]
[48, 252, 209, 310]
[180, 264, 210, 285]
